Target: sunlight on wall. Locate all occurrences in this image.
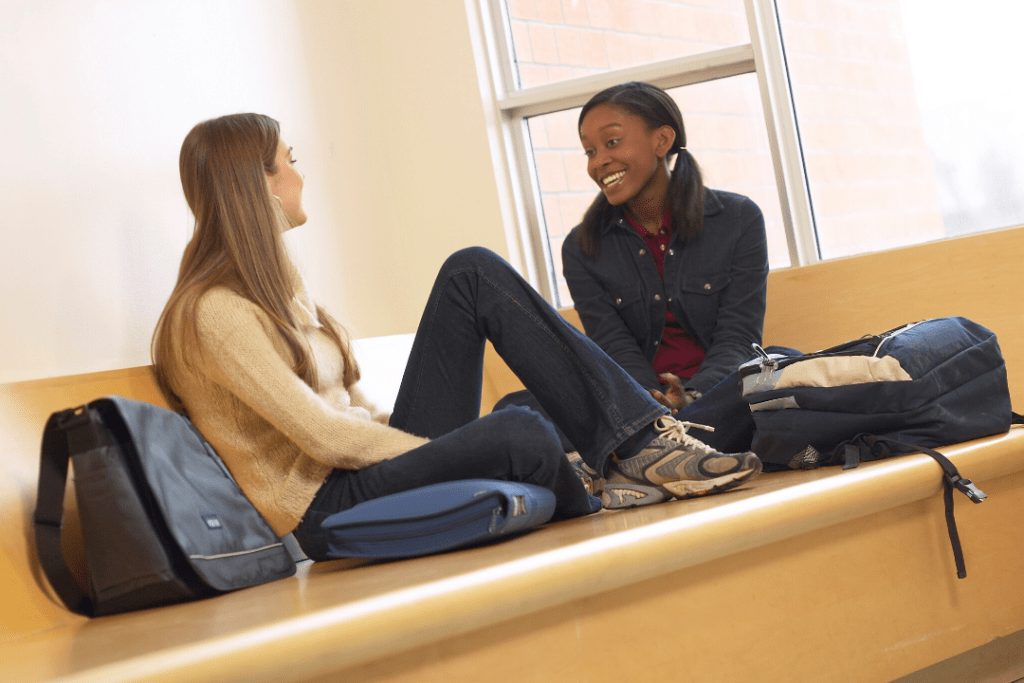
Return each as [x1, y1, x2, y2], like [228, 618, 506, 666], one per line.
[0, 0, 507, 383]
[0, 1, 318, 382]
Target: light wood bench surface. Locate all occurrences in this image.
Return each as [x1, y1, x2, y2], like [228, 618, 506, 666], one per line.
[2, 226, 1023, 683]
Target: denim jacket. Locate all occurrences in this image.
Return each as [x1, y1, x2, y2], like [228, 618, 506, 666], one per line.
[561, 188, 768, 395]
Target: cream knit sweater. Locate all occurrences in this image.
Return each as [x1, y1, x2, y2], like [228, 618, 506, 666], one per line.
[165, 283, 429, 536]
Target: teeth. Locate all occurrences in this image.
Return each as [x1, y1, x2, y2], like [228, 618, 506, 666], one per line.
[602, 171, 625, 186]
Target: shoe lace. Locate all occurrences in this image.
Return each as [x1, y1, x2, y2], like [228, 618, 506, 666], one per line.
[653, 415, 717, 455]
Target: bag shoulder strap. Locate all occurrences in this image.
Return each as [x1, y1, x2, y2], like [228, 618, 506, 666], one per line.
[854, 435, 985, 579]
[34, 405, 108, 616]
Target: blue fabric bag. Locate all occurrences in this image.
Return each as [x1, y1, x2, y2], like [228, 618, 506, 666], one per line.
[36, 396, 296, 616]
[739, 317, 1013, 470]
[320, 479, 556, 559]
[739, 316, 1018, 578]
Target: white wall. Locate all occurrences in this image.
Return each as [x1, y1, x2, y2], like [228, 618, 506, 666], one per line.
[0, 0, 508, 383]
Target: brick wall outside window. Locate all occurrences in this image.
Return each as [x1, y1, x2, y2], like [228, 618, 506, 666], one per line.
[505, 0, 948, 304]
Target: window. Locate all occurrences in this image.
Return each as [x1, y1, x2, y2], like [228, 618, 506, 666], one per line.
[506, 0, 751, 89]
[473, 0, 1023, 305]
[777, 0, 1024, 259]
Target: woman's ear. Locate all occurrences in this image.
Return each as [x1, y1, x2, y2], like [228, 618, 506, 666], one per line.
[653, 125, 676, 158]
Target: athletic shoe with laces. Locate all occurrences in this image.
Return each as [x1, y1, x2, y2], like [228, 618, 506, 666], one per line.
[602, 416, 762, 509]
[566, 451, 605, 496]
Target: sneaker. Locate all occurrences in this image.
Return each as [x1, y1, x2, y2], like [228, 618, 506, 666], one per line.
[602, 416, 762, 509]
[566, 451, 605, 496]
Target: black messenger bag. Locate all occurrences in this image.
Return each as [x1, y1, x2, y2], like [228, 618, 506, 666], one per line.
[35, 396, 296, 617]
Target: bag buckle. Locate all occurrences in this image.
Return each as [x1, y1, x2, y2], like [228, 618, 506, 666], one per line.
[57, 406, 91, 430]
[947, 473, 987, 503]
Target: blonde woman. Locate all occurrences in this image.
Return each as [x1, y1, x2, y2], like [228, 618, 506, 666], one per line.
[152, 114, 762, 560]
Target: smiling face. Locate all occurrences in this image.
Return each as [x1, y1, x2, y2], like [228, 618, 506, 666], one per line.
[579, 104, 675, 211]
[266, 139, 306, 228]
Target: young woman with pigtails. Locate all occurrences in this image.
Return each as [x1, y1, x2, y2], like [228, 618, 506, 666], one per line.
[498, 82, 771, 456]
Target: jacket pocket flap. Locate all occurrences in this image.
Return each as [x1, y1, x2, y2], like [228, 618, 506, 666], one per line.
[678, 274, 730, 295]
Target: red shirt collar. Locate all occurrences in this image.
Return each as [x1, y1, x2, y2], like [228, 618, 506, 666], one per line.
[624, 206, 672, 236]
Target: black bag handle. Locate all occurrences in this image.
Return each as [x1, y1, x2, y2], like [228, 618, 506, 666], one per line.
[34, 405, 107, 616]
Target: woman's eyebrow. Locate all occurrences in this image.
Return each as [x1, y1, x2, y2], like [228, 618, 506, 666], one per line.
[581, 122, 622, 141]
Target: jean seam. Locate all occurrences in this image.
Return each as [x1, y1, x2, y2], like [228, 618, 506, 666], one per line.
[474, 269, 627, 428]
[399, 267, 457, 429]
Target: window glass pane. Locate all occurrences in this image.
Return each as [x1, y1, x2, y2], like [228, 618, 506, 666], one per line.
[528, 74, 788, 308]
[504, 0, 751, 89]
[778, 0, 1024, 260]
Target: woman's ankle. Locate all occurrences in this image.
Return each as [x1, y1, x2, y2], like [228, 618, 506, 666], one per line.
[612, 421, 660, 460]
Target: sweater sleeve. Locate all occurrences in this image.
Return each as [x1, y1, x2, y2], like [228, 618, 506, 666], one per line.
[347, 382, 392, 425]
[193, 291, 428, 470]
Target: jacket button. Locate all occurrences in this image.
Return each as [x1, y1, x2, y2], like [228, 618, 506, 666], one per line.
[654, 294, 661, 301]
[667, 297, 672, 302]
[615, 297, 622, 305]
[704, 283, 712, 290]
[639, 249, 646, 256]
[668, 249, 674, 256]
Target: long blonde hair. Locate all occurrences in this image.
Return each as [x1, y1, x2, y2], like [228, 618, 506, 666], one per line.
[153, 113, 358, 412]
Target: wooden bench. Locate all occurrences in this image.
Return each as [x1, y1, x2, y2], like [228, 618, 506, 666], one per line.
[2, 226, 1023, 683]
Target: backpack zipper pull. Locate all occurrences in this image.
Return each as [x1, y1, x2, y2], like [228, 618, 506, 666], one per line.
[748, 343, 780, 390]
[752, 343, 778, 370]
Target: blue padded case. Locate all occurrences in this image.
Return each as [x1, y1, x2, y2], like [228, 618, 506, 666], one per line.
[320, 479, 556, 559]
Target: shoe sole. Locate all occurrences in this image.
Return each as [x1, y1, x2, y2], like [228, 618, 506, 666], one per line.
[601, 483, 669, 509]
[662, 464, 760, 499]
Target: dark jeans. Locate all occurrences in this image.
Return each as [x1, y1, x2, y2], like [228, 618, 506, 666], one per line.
[294, 247, 666, 560]
[495, 345, 803, 455]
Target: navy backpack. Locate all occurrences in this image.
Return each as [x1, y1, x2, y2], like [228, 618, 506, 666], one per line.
[739, 317, 1021, 578]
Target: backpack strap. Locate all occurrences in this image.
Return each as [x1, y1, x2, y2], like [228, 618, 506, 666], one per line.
[841, 443, 860, 469]
[34, 405, 106, 616]
[858, 436, 985, 579]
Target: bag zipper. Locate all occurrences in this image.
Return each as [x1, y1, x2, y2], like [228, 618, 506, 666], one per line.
[332, 496, 504, 542]
[743, 320, 928, 379]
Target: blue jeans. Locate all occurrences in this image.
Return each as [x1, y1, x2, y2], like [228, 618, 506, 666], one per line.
[293, 247, 666, 560]
[495, 346, 803, 454]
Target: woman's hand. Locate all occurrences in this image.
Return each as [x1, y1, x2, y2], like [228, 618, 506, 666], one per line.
[648, 373, 698, 414]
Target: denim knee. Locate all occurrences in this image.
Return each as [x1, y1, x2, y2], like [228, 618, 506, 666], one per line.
[441, 246, 499, 273]
[489, 406, 564, 468]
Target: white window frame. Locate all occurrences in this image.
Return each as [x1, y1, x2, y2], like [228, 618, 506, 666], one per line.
[467, 0, 821, 303]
